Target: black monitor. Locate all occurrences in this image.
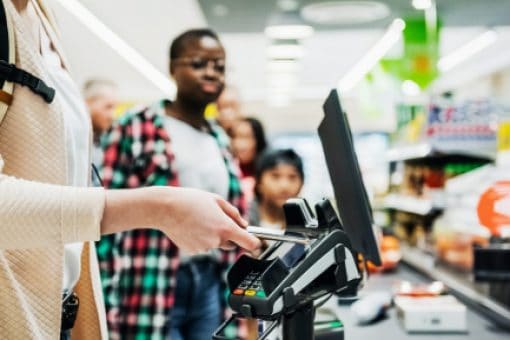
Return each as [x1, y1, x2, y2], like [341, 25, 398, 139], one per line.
[318, 89, 382, 265]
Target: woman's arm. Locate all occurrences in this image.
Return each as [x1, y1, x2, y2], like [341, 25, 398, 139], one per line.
[0, 167, 260, 252]
[0, 170, 105, 249]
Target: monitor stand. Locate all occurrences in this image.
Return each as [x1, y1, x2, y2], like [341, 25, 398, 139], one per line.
[282, 301, 315, 340]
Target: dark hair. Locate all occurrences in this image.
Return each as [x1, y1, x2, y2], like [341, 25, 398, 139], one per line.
[242, 117, 268, 156]
[255, 148, 304, 184]
[169, 28, 221, 60]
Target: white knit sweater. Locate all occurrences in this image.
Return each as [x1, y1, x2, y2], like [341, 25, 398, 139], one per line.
[0, 1, 107, 338]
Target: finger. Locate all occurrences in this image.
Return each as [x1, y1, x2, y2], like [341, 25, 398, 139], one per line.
[219, 240, 237, 251]
[217, 199, 248, 227]
[226, 223, 262, 251]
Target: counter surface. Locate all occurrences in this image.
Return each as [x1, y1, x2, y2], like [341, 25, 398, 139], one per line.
[324, 265, 510, 340]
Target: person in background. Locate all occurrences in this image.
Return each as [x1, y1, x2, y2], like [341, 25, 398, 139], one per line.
[82, 78, 118, 167]
[249, 149, 305, 230]
[96, 28, 248, 340]
[231, 117, 268, 205]
[216, 85, 242, 136]
[246, 149, 305, 339]
[0, 1, 259, 340]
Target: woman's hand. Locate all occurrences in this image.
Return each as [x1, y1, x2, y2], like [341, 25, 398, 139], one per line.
[101, 187, 261, 254]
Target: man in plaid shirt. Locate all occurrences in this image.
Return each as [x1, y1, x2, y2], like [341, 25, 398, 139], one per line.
[96, 29, 248, 339]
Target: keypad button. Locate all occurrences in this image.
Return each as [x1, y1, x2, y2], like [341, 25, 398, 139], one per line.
[256, 291, 266, 298]
[233, 289, 244, 295]
[245, 290, 257, 296]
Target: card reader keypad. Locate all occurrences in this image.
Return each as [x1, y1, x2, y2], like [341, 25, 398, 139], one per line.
[233, 270, 266, 298]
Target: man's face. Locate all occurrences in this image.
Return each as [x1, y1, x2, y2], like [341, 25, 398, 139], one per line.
[257, 163, 303, 209]
[86, 93, 117, 134]
[171, 36, 226, 105]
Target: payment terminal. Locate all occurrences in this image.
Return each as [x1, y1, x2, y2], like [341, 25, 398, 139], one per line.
[213, 89, 381, 340]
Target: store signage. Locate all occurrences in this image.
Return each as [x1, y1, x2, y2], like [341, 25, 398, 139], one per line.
[477, 181, 510, 236]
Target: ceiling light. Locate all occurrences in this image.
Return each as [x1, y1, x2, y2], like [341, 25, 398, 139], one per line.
[267, 44, 305, 59]
[267, 60, 301, 72]
[412, 0, 432, 10]
[265, 24, 314, 40]
[267, 73, 298, 88]
[301, 1, 390, 25]
[337, 18, 406, 94]
[52, 0, 175, 95]
[401, 80, 421, 96]
[265, 9, 315, 40]
[438, 30, 498, 72]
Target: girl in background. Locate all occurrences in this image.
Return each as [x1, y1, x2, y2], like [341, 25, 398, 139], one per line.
[231, 117, 267, 205]
[249, 149, 304, 231]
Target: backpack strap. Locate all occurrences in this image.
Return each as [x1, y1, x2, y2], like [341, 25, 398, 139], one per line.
[0, 0, 15, 123]
[0, 60, 55, 103]
[0, 0, 55, 126]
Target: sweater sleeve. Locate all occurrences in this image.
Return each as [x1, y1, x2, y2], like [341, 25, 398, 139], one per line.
[0, 155, 105, 250]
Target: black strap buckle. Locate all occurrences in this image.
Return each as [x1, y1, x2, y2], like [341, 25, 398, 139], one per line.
[33, 77, 55, 103]
[0, 60, 55, 103]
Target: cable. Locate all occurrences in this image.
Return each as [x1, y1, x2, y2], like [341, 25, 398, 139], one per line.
[314, 293, 333, 309]
[91, 163, 104, 187]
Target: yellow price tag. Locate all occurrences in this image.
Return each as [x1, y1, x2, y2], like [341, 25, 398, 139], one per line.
[498, 121, 510, 151]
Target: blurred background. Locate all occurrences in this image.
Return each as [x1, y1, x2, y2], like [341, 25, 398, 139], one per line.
[50, 0, 510, 132]
[47, 0, 510, 336]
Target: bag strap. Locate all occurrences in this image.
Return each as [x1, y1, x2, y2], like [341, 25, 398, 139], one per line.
[0, 0, 14, 121]
[0, 60, 55, 103]
[0, 0, 55, 126]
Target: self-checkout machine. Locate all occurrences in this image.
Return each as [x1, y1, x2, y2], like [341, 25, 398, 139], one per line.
[213, 89, 382, 340]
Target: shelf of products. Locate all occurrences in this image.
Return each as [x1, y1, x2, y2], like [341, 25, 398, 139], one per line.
[383, 193, 444, 216]
[379, 97, 510, 329]
[386, 143, 495, 163]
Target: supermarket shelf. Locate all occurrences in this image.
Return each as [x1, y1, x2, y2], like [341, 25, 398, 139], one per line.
[401, 244, 510, 330]
[386, 143, 496, 163]
[383, 193, 444, 215]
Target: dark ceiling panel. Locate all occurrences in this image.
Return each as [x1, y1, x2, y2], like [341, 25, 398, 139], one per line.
[198, 0, 510, 33]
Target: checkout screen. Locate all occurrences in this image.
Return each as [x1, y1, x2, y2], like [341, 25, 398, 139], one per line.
[268, 241, 307, 269]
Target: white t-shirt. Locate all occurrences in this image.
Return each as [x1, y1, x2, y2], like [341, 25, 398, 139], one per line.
[164, 115, 230, 260]
[164, 115, 229, 199]
[39, 22, 90, 292]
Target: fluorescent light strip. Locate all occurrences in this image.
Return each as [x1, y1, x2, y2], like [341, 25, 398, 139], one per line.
[53, 0, 175, 96]
[438, 30, 498, 72]
[337, 18, 405, 94]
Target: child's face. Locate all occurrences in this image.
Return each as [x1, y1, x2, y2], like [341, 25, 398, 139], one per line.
[257, 163, 303, 208]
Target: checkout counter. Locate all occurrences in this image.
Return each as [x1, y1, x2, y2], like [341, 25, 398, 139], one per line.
[325, 265, 509, 340]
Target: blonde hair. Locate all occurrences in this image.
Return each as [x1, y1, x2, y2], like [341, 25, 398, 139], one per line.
[82, 79, 117, 99]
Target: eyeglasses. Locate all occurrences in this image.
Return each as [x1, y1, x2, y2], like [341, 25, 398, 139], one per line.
[172, 57, 226, 73]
